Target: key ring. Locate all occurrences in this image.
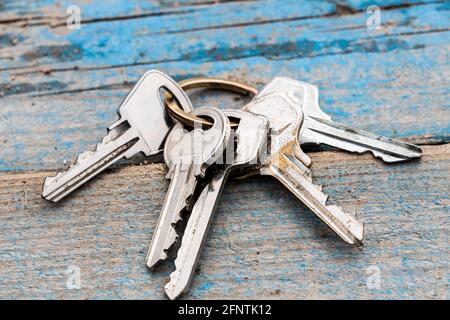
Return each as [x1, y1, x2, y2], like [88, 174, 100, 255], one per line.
[164, 78, 258, 128]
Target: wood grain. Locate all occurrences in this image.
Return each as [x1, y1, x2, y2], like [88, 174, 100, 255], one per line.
[0, 145, 447, 299]
[0, 1, 448, 172]
[0, 0, 448, 299]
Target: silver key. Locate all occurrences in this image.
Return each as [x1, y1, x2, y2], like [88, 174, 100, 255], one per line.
[243, 92, 364, 244]
[146, 107, 231, 269]
[164, 110, 269, 300]
[257, 77, 422, 163]
[42, 70, 193, 202]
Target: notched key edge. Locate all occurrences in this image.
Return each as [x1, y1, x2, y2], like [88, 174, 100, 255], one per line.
[164, 183, 211, 300]
[306, 116, 422, 163]
[146, 165, 197, 269]
[264, 152, 364, 245]
[42, 137, 140, 202]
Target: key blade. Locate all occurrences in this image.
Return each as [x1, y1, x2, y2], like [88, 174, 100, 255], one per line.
[165, 110, 269, 299]
[148, 107, 231, 269]
[146, 164, 198, 269]
[42, 70, 195, 202]
[303, 116, 422, 162]
[255, 76, 422, 163]
[263, 153, 363, 244]
[165, 173, 227, 300]
[42, 127, 139, 202]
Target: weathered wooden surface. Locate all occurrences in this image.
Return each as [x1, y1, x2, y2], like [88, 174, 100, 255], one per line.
[0, 145, 448, 299]
[0, 0, 448, 299]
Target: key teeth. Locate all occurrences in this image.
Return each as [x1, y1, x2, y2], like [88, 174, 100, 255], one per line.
[164, 281, 179, 300]
[159, 222, 189, 300]
[100, 133, 115, 146]
[55, 138, 111, 175]
[372, 149, 421, 163]
[165, 227, 192, 300]
[44, 145, 97, 184]
[75, 150, 93, 163]
[168, 226, 180, 249]
[153, 217, 183, 267]
[44, 166, 67, 183]
[165, 258, 184, 300]
[164, 197, 198, 299]
[75, 129, 117, 164]
[170, 197, 189, 226]
[42, 129, 132, 202]
[146, 251, 168, 270]
[306, 115, 423, 163]
[287, 167, 363, 243]
[171, 215, 183, 227]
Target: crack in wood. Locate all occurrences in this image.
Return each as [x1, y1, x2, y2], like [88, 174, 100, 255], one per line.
[0, 8, 194, 27]
[9, 27, 448, 78]
[1, 144, 446, 175]
[0, 0, 443, 28]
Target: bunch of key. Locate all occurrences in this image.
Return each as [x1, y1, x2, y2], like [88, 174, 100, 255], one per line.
[42, 70, 422, 299]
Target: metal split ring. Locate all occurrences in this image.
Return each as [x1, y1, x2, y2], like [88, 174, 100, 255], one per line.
[164, 78, 258, 128]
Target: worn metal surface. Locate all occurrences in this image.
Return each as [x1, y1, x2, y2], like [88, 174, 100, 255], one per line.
[0, 0, 448, 299]
[41, 70, 194, 202]
[147, 106, 231, 270]
[165, 109, 269, 300]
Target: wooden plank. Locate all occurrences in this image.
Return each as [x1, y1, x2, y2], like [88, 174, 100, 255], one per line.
[2, 0, 439, 29]
[1, 58, 448, 174]
[0, 0, 442, 30]
[0, 0, 448, 300]
[1, 1, 447, 72]
[0, 144, 447, 299]
[0, 0, 212, 21]
[0, 2, 448, 172]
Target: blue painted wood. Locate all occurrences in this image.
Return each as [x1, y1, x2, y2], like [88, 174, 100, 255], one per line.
[0, 0, 448, 300]
[0, 1, 447, 71]
[0, 1, 448, 171]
